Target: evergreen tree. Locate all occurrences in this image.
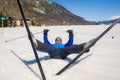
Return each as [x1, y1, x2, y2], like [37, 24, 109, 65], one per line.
[31, 19, 35, 26]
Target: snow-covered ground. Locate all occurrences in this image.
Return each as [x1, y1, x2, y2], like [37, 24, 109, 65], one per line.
[0, 24, 120, 80]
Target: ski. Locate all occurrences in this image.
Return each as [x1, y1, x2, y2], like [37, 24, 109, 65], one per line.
[5, 31, 42, 43]
[56, 18, 120, 75]
[17, 0, 46, 80]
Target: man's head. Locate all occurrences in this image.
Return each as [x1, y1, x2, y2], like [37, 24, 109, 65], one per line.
[55, 37, 62, 44]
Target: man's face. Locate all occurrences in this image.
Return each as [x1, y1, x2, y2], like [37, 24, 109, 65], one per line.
[55, 37, 62, 44]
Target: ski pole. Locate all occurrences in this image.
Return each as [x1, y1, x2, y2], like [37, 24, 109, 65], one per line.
[56, 18, 120, 75]
[5, 31, 43, 43]
[17, 0, 46, 80]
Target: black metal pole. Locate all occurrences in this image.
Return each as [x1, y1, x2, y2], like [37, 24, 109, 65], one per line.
[56, 18, 120, 75]
[17, 0, 46, 80]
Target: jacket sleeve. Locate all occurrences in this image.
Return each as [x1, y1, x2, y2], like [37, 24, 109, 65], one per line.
[65, 36, 73, 47]
[43, 35, 53, 46]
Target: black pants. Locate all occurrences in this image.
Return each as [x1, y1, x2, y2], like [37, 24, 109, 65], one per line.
[36, 40, 89, 59]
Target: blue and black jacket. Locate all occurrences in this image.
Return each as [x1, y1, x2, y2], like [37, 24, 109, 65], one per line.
[44, 35, 73, 48]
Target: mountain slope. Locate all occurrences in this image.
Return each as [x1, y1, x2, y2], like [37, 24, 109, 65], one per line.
[0, 0, 93, 26]
[97, 16, 120, 24]
[108, 16, 120, 20]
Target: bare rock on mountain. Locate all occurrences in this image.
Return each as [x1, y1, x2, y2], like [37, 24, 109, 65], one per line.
[0, 0, 93, 26]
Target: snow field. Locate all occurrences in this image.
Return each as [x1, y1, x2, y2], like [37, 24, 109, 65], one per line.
[0, 24, 120, 80]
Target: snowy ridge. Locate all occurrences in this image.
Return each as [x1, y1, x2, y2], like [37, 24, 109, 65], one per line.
[107, 15, 120, 20]
[0, 25, 120, 80]
[98, 15, 120, 24]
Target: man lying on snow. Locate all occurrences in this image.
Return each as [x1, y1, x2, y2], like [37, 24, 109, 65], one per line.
[31, 29, 96, 60]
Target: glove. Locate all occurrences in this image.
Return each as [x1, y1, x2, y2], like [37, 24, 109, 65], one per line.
[67, 30, 73, 33]
[43, 29, 49, 35]
[67, 30, 74, 37]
